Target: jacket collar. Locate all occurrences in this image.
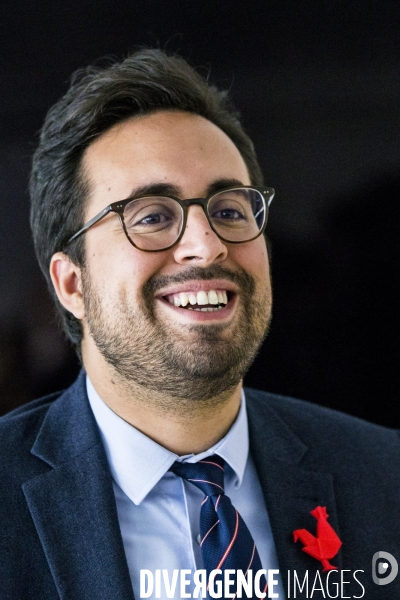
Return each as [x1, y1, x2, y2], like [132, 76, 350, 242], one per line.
[24, 371, 135, 600]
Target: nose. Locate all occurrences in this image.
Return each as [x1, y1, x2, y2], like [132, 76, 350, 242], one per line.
[172, 205, 228, 265]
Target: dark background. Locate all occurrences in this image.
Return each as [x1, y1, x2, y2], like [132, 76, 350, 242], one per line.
[1, 0, 399, 425]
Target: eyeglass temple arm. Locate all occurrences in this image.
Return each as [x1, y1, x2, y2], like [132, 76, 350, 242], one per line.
[66, 205, 113, 247]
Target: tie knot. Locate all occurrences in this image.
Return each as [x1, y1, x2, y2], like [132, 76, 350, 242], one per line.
[170, 454, 225, 497]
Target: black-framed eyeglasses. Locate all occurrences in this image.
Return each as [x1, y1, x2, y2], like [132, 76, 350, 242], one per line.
[65, 185, 275, 252]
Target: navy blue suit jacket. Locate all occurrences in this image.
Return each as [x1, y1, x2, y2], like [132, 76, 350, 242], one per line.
[1, 371, 400, 599]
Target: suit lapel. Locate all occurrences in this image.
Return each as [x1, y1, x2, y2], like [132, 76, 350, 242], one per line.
[246, 388, 342, 593]
[23, 373, 135, 600]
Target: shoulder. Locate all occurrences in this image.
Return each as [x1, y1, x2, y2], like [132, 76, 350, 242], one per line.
[0, 371, 89, 477]
[244, 386, 400, 458]
[0, 369, 87, 436]
[0, 390, 64, 440]
[0, 391, 64, 475]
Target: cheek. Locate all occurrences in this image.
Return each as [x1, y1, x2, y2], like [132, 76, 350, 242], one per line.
[85, 235, 168, 298]
[233, 239, 271, 287]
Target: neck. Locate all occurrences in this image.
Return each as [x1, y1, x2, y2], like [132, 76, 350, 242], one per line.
[83, 344, 242, 455]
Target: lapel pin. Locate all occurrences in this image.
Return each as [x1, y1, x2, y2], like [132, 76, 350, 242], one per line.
[293, 505, 342, 571]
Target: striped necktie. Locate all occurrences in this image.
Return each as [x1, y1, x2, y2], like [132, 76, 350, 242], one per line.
[170, 455, 267, 599]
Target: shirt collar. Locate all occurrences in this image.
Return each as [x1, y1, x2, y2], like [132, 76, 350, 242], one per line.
[87, 375, 249, 505]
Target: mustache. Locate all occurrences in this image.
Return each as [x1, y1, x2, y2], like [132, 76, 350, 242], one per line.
[143, 264, 256, 297]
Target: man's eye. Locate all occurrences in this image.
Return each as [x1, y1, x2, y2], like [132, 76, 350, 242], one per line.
[136, 212, 169, 226]
[212, 208, 246, 220]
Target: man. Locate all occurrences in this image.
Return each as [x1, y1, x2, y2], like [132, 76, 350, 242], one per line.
[0, 49, 399, 600]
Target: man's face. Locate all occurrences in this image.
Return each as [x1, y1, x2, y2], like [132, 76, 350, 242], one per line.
[79, 110, 272, 401]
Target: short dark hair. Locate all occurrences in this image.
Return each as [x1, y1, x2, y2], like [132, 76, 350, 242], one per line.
[30, 48, 264, 350]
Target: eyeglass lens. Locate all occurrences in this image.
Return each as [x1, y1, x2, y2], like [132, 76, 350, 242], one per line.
[122, 187, 266, 251]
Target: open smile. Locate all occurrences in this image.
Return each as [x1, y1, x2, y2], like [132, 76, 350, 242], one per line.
[156, 281, 238, 319]
[163, 289, 233, 312]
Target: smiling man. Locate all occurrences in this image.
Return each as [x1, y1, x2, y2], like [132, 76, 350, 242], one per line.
[62, 111, 272, 447]
[1, 50, 400, 600]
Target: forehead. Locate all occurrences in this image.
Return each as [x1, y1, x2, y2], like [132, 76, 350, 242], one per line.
[82, 110, 250, 213]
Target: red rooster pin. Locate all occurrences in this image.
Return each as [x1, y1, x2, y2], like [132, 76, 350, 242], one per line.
[293, 506, 342, 571]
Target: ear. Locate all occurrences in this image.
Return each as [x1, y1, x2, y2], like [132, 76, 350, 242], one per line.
[50, 252, 85, 320]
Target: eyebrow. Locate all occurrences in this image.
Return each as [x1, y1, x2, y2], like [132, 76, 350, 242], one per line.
[126, 178, 246, 200]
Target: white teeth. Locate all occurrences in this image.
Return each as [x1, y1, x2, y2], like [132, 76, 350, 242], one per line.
[197, 291, 208, 305]
[180, 292, 189, 307]
[208, 290, 219, 305]
[190, 306, 223, 312]
[166, 289, 229, 308]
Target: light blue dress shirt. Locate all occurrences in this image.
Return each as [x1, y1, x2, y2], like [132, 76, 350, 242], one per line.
[87, 376, 285, 599]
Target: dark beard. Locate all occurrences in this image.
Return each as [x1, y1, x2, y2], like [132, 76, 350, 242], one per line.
[82, 264, 271, 402]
